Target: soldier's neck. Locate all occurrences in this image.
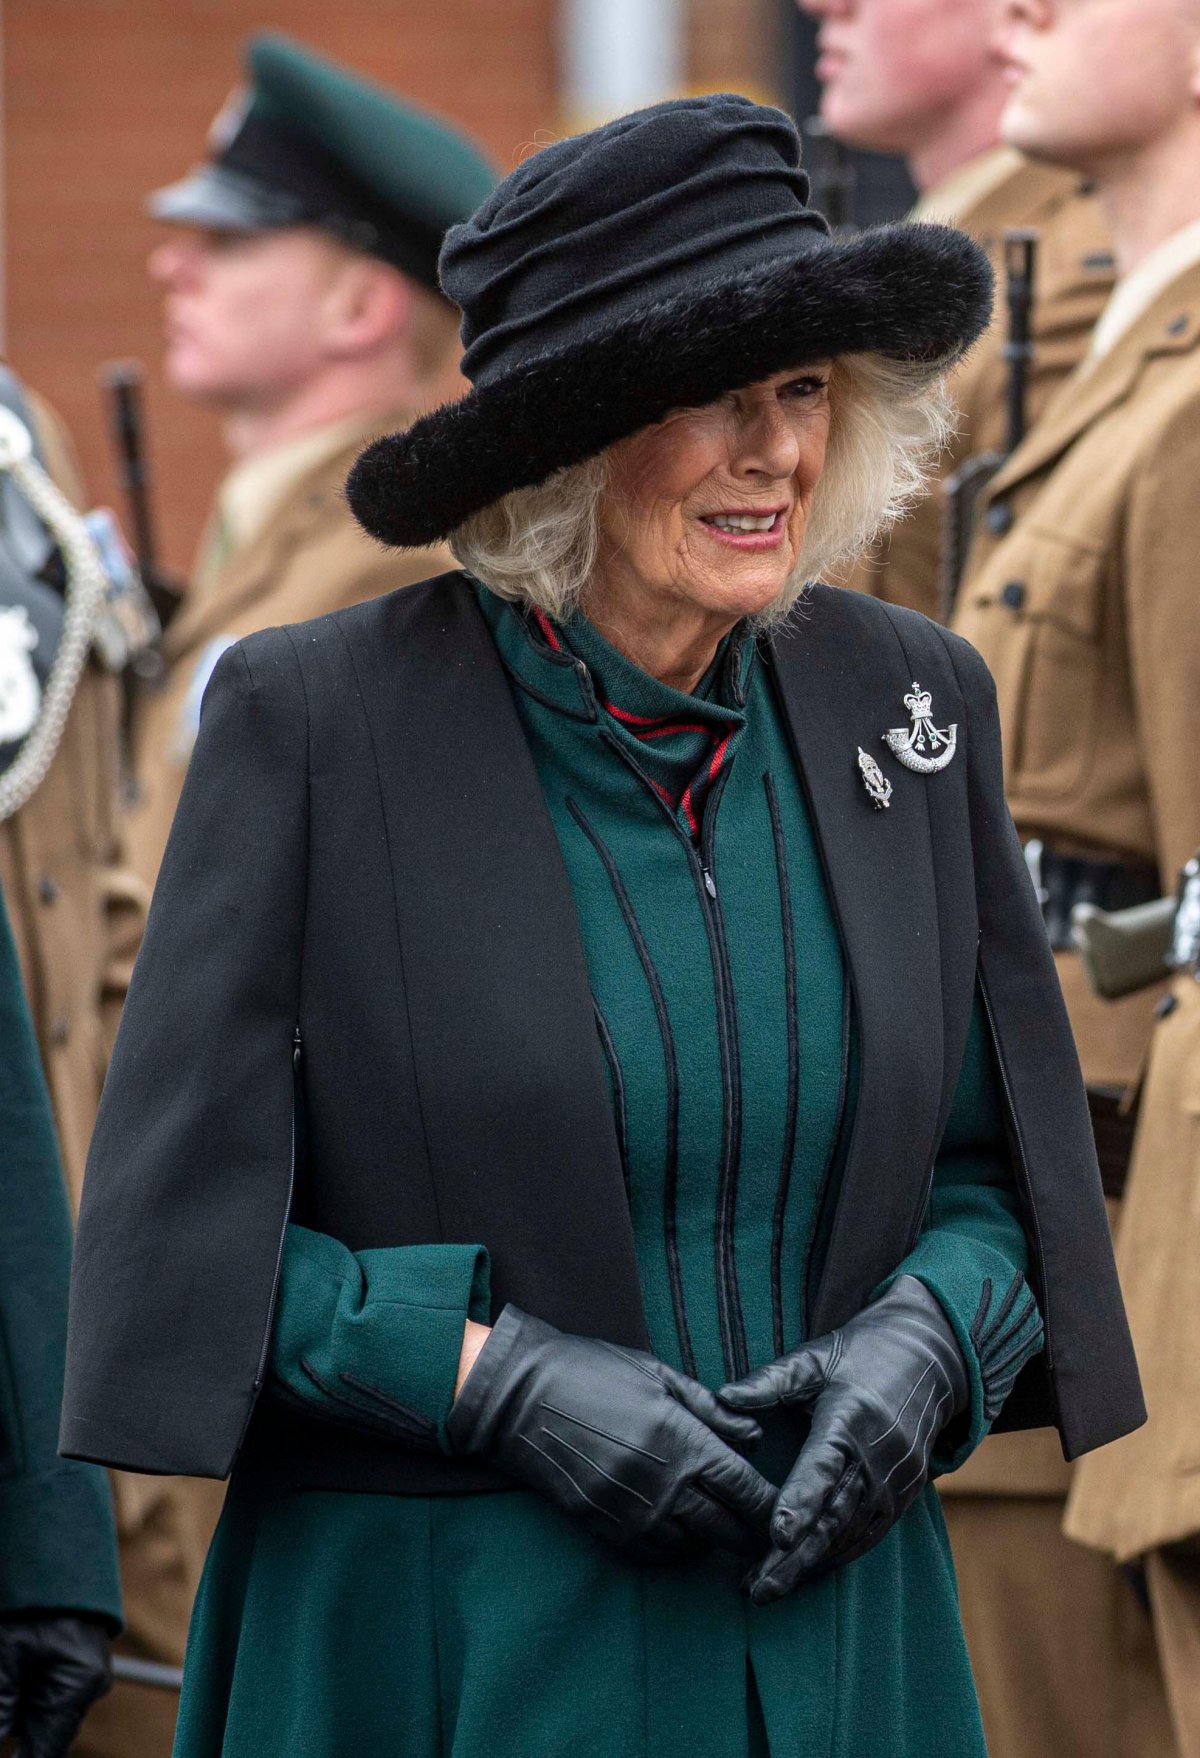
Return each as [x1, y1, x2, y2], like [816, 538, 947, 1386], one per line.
[905, 84, 1009, 196]
[1090, 125, 1200, 278]
[222, 355, 453, 464]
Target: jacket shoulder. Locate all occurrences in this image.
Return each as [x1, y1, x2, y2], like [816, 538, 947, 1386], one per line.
[269, 569, 465, 659]
[806, 582, 996, 702]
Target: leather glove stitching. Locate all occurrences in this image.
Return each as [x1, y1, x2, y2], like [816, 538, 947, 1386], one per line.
[539, 1400, 670, 1464]
[517, 1433, 624, 1524]
[540, 1428, 656, 1507]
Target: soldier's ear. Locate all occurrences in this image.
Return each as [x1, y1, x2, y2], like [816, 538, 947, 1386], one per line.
[322, 254, 412, 359]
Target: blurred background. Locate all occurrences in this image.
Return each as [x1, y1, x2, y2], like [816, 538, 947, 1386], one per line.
[5, 0, 911, 573]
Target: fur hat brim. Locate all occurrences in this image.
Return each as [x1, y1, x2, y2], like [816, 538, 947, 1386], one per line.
[347, 222, 992, 548]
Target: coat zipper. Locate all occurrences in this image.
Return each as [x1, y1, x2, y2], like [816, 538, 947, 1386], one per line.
[596, 727, 748, 1379]
[686, 764, 749, 1380]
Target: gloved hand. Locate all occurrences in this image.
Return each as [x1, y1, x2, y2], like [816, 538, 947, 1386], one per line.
[719, 1275, 968, 1604]
[0, 1613, 113, 1757]
[445, 1305, 776, 1562]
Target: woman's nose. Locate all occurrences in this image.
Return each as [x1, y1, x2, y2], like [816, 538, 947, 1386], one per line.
[730, 403, 803, 479]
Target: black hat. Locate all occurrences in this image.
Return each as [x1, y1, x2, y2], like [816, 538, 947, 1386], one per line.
[148, 33, 496, 291]
[346, 94, 992, 549]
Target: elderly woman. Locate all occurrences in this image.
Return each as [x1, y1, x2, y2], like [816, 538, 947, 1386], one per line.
[63, 96, 1140, 1758]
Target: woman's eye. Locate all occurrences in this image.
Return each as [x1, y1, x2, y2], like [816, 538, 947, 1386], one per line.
[781, 376, 830, 400]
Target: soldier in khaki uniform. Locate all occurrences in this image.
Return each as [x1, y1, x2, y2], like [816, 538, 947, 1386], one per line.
[944, 0, 1200, 1751]
[798, 0, 1114, 618]
[127, 33, 495, 892]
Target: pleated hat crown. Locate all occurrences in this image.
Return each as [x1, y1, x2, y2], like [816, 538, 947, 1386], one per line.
[443, 95, 830, 388]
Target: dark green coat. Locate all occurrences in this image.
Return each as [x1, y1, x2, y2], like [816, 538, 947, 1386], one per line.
[0, 884, 120, 1626]
[173, 597, 1042, 1757]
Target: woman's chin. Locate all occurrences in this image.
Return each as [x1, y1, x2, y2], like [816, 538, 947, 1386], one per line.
[681, 561, 796, 621]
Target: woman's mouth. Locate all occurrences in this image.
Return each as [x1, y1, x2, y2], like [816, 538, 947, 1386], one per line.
[699, 509, 788, 550]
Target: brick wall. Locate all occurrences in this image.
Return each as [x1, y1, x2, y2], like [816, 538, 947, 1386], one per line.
[687, 0, 784, 106]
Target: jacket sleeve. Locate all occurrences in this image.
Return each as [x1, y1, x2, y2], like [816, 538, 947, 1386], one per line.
[267, 1226, 490, 1452]
[0, 884, 121, 1626]
[61, 630, 308, 1477]
[881, 997, 1044, 1472]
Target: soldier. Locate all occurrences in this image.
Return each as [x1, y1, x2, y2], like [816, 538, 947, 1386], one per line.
[797, 0, 1114, 617]
[946, 0, 1200, 1752]
[128, 31, 495, 891]
[1066, 858, 1200, 1756]
[0, 878, 121, 1757]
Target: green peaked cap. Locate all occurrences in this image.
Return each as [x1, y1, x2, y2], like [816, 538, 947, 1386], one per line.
[149, 31, 497, 292]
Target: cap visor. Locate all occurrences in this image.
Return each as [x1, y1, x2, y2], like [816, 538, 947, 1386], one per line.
[147, 164, 307, 232]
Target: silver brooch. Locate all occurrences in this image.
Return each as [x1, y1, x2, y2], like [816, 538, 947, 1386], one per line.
[883, 682, 957, 774]
[857, 747, 893, 810]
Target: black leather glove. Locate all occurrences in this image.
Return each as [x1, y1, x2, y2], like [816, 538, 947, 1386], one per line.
[0, 1614, 113, 1757]
[445, 1305, 777, 1561]
[719, 1275, 968, 1603]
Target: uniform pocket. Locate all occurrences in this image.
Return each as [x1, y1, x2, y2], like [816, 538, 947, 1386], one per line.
[964, 526, 1107, 802]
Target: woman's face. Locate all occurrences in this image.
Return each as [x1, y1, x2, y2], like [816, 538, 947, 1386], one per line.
[594, 365, 833, 627]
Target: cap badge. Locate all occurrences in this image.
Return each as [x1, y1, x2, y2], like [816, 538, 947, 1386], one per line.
[883, 682, 957, 774]
[857, 747, 892, 811]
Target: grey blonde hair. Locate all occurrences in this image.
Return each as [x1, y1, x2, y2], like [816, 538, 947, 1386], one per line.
[450, 353, 953, 624]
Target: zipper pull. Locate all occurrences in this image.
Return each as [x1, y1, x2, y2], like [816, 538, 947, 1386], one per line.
[702, 867, 717, 899]
[293, 1026, 303, 1074]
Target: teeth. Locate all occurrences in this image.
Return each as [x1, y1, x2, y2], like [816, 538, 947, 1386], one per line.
[707, 514, 777, 532]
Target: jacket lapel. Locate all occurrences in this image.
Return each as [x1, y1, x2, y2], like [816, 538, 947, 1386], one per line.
[770, 587, 951, 1333]
[341, 573, 650, 1347]
[989, 269, 1200, 500]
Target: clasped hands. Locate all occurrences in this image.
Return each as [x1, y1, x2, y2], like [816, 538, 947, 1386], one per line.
[447, 1275, 967, 1604]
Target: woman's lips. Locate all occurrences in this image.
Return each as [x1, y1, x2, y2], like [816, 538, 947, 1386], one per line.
[698, 510, 788, 552]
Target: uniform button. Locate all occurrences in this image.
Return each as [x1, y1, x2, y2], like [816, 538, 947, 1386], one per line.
[1001, 580, 1027, 610]
[986, 503, 1015, 537]
[49, 1018, 70, 1046]
[37, 875, 59, 904]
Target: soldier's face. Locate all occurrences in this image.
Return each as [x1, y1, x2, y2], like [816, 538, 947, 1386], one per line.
[148, 225, 360, 407]
[796, 0, 1000, 155]
[997, 0, 1200, 170]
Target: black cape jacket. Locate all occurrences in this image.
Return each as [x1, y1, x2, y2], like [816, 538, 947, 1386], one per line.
[60, 574, 1143, 1492]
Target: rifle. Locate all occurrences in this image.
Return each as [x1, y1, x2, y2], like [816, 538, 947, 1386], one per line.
[99, 361, 185, 632]
[939, 228, 1038, 619]
[801, 116, 857, 235]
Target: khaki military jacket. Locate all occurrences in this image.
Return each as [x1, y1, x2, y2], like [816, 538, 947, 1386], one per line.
[848, 154, 1113, 619]
[952, 260, 1200, 1094]
[1065, 976, 1200, 1561]
[127, 410, 450, 891]
[941, 259, 1200, 1504]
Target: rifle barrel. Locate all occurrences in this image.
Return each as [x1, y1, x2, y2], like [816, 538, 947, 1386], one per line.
[1001, 229, 1038, 455]
[99, 360, 157, 578]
